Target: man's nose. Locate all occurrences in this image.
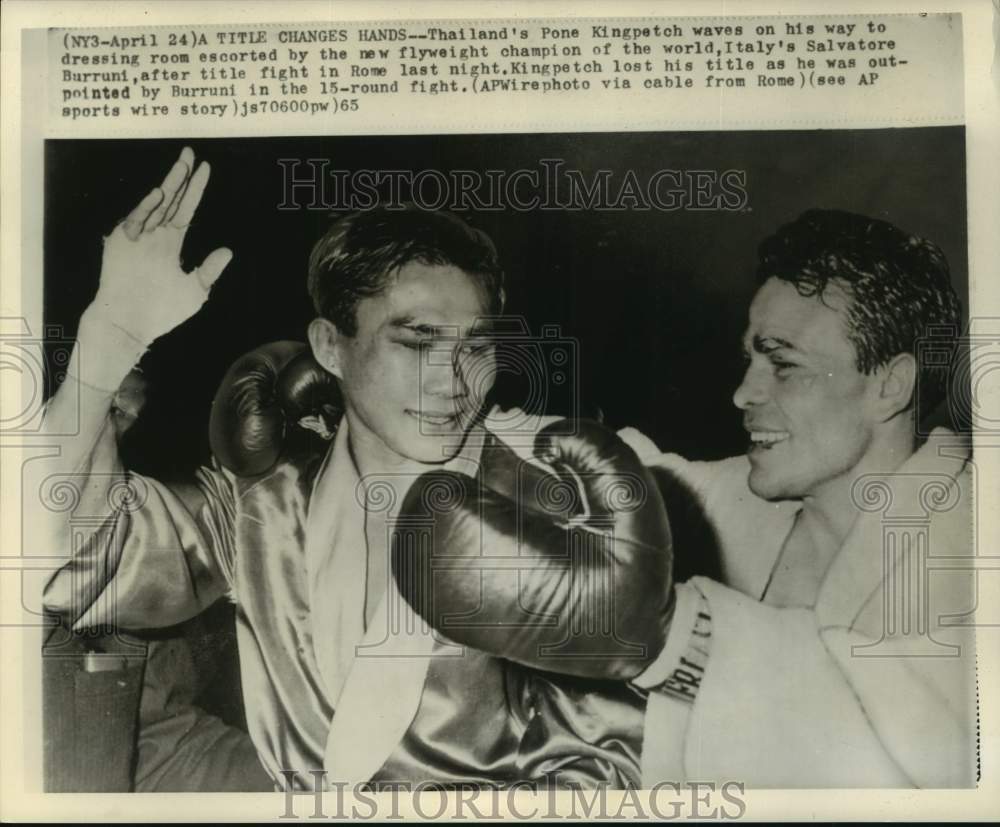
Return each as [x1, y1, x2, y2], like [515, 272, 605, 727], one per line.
[422, 345, 468, 399]
[733, 363, 769, 410]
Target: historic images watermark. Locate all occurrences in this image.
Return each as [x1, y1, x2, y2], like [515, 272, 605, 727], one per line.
[276, 773, 748, 820]
[277, 159, 749, 212]
[359, 461, 656, 663]
[20, 317, 997, 655]
[846, 316, 1000, 650]
[0, 317, 77, 437]
[413, 316, 581, 444]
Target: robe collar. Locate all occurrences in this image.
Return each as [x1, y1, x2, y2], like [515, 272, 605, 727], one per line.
[813, 428, 971, 628]
[303, 416, 497, 785]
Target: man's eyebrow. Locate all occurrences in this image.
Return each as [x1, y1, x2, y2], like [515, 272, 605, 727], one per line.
[752, 334, 799, 353]
[389, 316, 442, 336]
[389, 316, 492, 338]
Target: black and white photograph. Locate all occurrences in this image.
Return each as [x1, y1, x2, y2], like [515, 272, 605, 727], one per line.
[37, 128, 978, 796]
[2, 1, 998, 822]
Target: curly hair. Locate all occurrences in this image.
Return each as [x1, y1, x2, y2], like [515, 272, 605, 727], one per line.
[757, 209, 961, 415]
[308, 205, 505, 337]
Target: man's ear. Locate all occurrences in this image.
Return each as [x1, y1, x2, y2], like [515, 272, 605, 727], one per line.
[308, 317, 344, 380]
[875, 352, 917, 421]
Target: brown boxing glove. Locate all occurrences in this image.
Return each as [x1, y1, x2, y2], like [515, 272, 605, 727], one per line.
[392, 420, 674, 680]
[209, 342, 343, 476]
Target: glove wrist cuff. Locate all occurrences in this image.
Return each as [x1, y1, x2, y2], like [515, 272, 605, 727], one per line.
[631, 581, 712, 702]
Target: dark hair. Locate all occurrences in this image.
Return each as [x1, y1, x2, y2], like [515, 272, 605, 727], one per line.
[757, 209, 961, 415]
[308, 206, 505, 336]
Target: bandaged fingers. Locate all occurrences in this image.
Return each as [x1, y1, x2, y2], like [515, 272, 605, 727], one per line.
[145, 147, 195, 230]
[120, 146, 210, 240]
[95, 148, 230, 345]
[121, 187, 165, 241]
[193, 247, 234, 292]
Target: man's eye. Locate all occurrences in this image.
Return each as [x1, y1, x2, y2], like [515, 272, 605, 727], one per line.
[772, 358, 797, 374]
[462, 342, 494, 356]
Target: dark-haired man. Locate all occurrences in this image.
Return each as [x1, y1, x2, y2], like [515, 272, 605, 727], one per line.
[639, 210, 976, 787]
[41, 148, 664, 790]
[407, 209, 977, 788]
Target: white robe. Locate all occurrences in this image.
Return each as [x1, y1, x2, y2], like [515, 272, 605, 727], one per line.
[623, 429, 978, 788]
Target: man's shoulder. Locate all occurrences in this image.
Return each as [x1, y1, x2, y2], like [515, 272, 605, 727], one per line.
[218, 444, 330, 510]
[616, 427, 753, 503]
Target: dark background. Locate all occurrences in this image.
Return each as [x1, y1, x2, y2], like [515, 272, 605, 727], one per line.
[44, 128, 967, 476]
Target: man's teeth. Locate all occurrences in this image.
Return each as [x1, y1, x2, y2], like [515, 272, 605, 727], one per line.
[750, 430, 790, 445]
[415, 412, 454, 424]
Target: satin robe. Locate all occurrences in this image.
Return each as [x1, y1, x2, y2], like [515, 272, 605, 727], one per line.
[44, 411, 646, 790]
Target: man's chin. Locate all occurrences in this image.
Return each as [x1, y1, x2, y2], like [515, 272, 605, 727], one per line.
[400, 430, 472, 464]
[747, 467, 799, 502]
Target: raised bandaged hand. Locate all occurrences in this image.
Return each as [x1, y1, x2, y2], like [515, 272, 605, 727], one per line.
[90, 146, 233, 346]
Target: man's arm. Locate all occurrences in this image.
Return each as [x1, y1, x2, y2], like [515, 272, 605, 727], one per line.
[638, 573, 974, 788]
[635, 459, 976, 788]
[41, 148, 236, 630]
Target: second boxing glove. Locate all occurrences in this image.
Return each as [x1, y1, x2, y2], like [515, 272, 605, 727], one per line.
[209, 341, 343, 476]
[391, 419, 674, 681]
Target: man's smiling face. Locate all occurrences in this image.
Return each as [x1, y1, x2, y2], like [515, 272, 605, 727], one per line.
[733, 277, 884, 501]
[327, 259, 497, 467]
